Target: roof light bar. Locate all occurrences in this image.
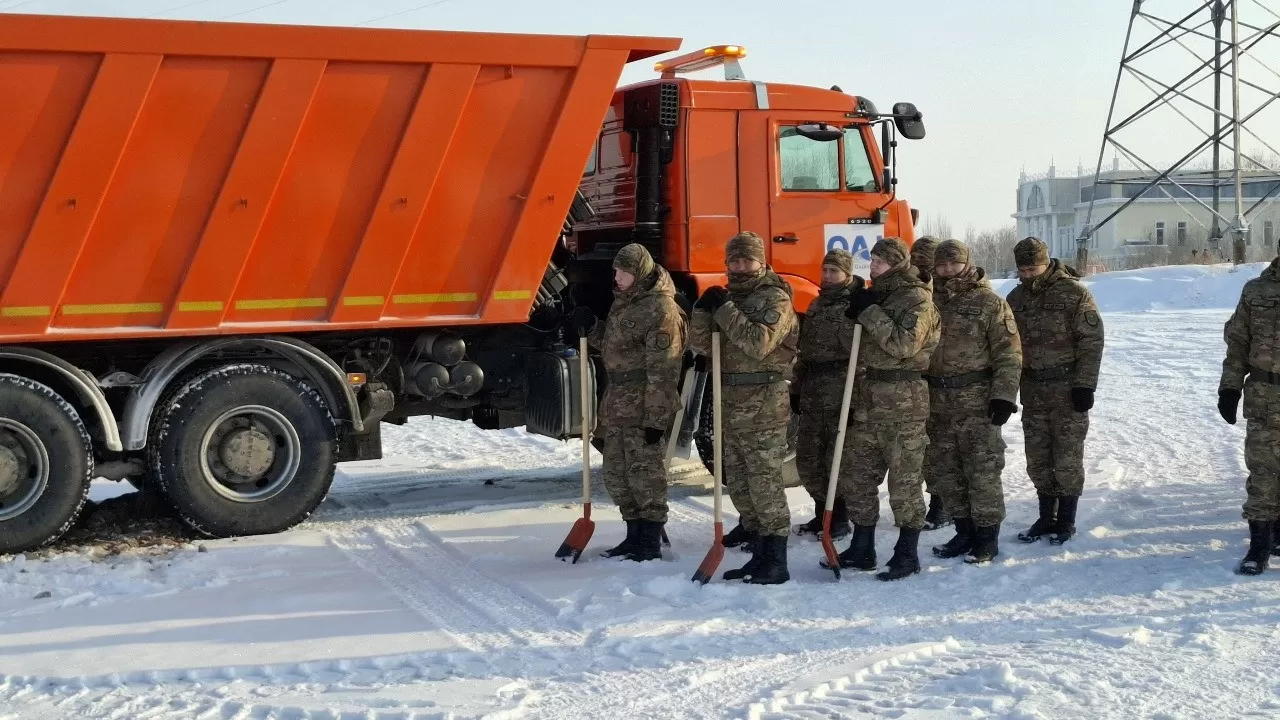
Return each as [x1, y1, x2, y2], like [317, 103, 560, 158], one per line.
[654, 45, 747, 78]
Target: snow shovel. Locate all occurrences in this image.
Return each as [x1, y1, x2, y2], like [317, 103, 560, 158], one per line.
[691, 332, 725, 585]
[555, 337, 595, 563]
[655, 365, 697, 548]
[820, 324, 863, 580]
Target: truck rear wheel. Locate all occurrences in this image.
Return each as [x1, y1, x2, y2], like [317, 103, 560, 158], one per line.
[148, 364, 337, 538]
[0, 374, 93, 553]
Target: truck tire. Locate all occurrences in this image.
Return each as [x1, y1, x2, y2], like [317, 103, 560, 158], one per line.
[694, 393, 800, 486]
[148, 364, 337, 538]
[0, 374, 93, 553]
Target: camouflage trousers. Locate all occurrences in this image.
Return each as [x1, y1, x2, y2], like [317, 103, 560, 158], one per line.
[926, 413, 1007, 527]
[724, 422, 791, 539]
[839, 420, 928, 529]
[1243, 419, 1280, 522]
[795, 385, 846, 503]
[1022, 407, 1089, 497]
[602, 425, 668, 523]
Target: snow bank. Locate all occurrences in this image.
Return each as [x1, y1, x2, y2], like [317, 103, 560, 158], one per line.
[989, 262, 1270, 312]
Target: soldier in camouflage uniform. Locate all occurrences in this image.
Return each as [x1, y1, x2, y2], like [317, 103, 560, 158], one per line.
[1218, 256, 1280, 575]
[822, 237, 940, 581]
[791, 248, 861, 540]
[571, 243, 686, 561]
[690, 231, 799, 585]
[910, 236, 952, 531]
[1006, 237, 1104, 547]
[925, 240, 1022, 565]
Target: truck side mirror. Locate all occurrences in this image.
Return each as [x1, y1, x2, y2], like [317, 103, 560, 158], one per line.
[795, 123, 845, 142]
[892, 102, 926, 140]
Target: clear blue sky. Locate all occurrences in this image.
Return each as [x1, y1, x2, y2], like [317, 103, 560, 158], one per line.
[6, 0, 1142, 231]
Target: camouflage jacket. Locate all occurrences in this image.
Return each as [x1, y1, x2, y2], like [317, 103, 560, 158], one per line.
[928, 267, 1023, 416]
[851, 265, 940, 424]
[793, 280, 859, 410]
[1006, 259, 1104, 411]
[589, 265, 687, 429]
[690, 267, 799, 376]
[1221, 258, 1280, 419]
[690, 268, 799, 429]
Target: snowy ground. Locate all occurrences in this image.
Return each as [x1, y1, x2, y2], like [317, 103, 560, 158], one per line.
[3, 263, 1280, 719]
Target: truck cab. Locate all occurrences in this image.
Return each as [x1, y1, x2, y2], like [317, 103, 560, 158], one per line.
[567, 45, 925, 312]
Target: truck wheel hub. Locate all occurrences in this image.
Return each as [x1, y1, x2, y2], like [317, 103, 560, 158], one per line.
[200, 406, 300, 503]
[0, 444, 20, 495]
[217, 427, 275, 479]
[0, 420, 49, 521]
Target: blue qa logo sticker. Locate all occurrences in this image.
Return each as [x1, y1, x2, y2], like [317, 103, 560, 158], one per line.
[823, 224, 883, 280]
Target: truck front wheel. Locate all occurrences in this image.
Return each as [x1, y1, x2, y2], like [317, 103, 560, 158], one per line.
[0, 374, 93, 553]
[148, 364, 337, 538]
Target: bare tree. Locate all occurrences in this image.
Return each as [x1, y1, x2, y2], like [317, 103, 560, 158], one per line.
[919, 212, 953, 240]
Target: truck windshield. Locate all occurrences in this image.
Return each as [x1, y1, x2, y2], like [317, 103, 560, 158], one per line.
[779, 126, 878, 192]
[844, 129, 877, 192]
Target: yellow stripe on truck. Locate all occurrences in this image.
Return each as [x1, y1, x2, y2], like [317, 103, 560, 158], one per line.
[178, 301, 224, 312]
[61, 303, 164, 316]
[342, 296, 385, 307]
[492, 290, 532, 301]
[392, 293, 478, 305]
[0, 306, 51, 318]
[234, 298, 328, 311]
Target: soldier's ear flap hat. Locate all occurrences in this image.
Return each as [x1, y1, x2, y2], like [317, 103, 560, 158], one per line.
[1014, 236, 1050, 267]
[613, 242, 655, 279]
[726, 231, 767, 264]
[910, 236, 940, 269]
[822, 248, 853, 276]
[935, 239, 971, 266]
[871, 237, 910, 270]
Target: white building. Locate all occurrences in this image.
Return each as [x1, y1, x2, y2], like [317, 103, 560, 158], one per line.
[1014, 163, 1280, 270]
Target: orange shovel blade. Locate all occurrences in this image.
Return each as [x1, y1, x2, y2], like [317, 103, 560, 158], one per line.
[820, 510, 841, 580]
[555, 504, 595, 564]
[691, 521, 725, 584]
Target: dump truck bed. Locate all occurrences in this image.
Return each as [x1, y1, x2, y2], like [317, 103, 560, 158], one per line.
[0, 14, 679, 344]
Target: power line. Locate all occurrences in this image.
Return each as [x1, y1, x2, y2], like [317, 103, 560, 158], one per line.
[148, 0, 218, 19]
[217, 0, 293, 21]
[357, 0, 458, 27]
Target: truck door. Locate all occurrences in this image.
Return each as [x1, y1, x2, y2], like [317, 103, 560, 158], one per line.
[757, 117, 885, 291]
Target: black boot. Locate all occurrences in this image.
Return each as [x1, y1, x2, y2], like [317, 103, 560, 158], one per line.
[876, 528, 922, 581]
[723, 535, 762, 580]
[825, 498, 852, 541]
[1048, 496, 1079, 545]
[923, 494, 953, 531]
[626, 520, 663, 562]
[1238, 520, 1272, 576]
[932, 516, 975, 558]
[601, 520, 639, 558]
[794, 500, 823, 536]
[1271, 516, 1280, 556]
[964, 523, 1000, 564]
[722, 522, 756, 550]
[822, 523, 877, 571]
[744, 534, 790, 585]
[1018, 494, 1058, 543]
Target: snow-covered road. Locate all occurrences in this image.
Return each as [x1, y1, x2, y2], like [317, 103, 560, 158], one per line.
[4, 265, 1280, 719]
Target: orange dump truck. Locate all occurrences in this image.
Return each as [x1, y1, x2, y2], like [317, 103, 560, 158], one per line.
[0, 13, 924, 551]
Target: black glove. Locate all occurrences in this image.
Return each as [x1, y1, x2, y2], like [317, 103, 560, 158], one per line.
[988, 399, 1016, 426]
[693, 355, 708, 372]
[845, 288, 877, 320]
[695, 286, 728, 311]
[570, 306, 596, 335]
[1219, 388, 1241, 425]
[1070, 387, 1095, 413]
[790, 393, 801, 414]
[643, 427, 664, 445]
